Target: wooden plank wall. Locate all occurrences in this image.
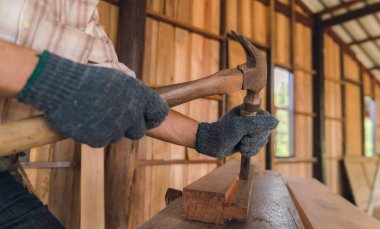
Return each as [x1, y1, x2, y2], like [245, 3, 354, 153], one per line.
[323, 34, 343, 194]
[272, 0, 315, 177]
[134, 0, 221, 227]
[11, 2, 117, 229]
[225, 0, 268, 169]
[343, 54, 362, 157]
[376, 83, 380, 154]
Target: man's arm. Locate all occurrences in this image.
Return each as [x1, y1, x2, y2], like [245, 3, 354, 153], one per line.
[0, 40, 38, 97]
[0, 40, 198, 148]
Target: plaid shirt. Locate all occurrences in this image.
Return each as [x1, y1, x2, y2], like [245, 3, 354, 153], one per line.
[0, 0, 135, 77]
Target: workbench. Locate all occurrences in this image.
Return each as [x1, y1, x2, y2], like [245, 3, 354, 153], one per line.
[139, 162, 380, 229]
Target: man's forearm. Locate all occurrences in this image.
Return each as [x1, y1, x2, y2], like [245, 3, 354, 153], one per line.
[0, 40, 38, 97]
[0, 39, 199, 149]
[146, 109, 198, 148]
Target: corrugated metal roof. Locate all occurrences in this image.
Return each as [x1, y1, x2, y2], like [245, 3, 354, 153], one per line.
[302, 0, 380, 80]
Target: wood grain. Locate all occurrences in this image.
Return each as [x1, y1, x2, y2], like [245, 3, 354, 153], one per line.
[288, 177, 380, 229]
[81, 146, 105, 229]
[140, 170, 302, 229]
[183, 160, 257, 224]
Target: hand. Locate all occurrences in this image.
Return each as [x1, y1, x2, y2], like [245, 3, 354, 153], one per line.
[195, 106, 278, 158]
[18, 51, 169, 147]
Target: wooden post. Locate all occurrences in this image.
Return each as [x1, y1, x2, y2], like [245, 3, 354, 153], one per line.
[312, 16, 325, 182]
[266, 0, 276, 170]
[105, 0, 147, 228]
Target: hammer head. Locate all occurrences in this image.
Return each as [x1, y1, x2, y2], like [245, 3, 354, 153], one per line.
[231, 31, 267, 95]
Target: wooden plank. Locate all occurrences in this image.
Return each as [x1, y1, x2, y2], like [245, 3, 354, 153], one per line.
[81, 146, 105, 229]
[183, 160, 258, 224]
[275, 13, 290, 67]
[343, 54, 360, 82]
[48, 139, 80, 229]
[238, 0, 252, 38]
[287, 177, 380, 229]
[252, 0, 268, 46]
[140, 171, 302, 228]
[344, 156, 380, 211]
[345, 83, 362, 156]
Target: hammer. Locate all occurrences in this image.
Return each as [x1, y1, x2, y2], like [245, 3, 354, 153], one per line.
[231, 31, 267, 180]
[0, 32, 268, 171]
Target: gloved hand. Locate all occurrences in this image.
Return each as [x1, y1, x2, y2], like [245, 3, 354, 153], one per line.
[196, 106, 278, 158]
[18, 51, 169, 147]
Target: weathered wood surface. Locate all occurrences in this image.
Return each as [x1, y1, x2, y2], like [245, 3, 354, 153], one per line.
[287, 177, 380, 229]
[140, 170, 303, 229]
[183, 160, 257, 224]
[343, 156, 380, 211]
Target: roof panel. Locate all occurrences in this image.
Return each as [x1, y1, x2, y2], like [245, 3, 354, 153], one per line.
[361, 42, 380, 65]
[302, 0, 324, 12]
[351, 45, 374, 68]
[332, 25, 353, 43]
[323, 0, 341, 8]
[342, 20, 368, 40]
[359, 15, 380, 37]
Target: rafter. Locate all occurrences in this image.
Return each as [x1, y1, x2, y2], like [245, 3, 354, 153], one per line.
[318, 0, 365, 16]
[369, 66, 380, 71]
[321, 2, 380, 27]
[348, 35, 380, 46]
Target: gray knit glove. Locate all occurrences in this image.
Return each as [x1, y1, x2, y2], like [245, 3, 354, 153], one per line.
[196, 106, 278, 158]
[18, 51, 169, 147]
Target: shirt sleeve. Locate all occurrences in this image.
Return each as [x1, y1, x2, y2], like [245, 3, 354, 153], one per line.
[85, 8, 136, 78]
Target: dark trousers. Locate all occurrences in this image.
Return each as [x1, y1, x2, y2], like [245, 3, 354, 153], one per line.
[0, 171, 65, 229]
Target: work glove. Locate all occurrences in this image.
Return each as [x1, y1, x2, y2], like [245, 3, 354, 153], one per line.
[196, 106, 278, 158]
[18, 51, 169, 147]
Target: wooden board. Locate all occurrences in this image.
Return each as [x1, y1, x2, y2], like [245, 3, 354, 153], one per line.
[344, 156, 380, 210]
[183, 160, 258, 224]
[287, 177, 380, 229]
[343, 54, 360, 82]
[345, 83, 362, 156]
[140, 171, 302, 229]
[81, 146, 105, 229]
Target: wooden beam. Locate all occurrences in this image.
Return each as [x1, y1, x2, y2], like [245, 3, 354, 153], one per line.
[140, 171, 303, 228]
[295, 0, 313, 16]
[183, 160, 258, 224]
[318, 0, 365, 16]
[348, 35, 380, 46]
[312, 16, 326, 183]
[275, 0, 314, 27]
[370, 66, 380, 71]
[146, 10, 223, 41]
[105, 1, 147, 229]
[138, 159, 221, 166]
[287, 177, 380, 228]
[322, 2, 380, 28]
[81, 147, 105, 229]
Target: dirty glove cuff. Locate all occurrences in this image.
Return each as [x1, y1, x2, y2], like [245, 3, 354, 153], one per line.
[18, 51, 169, 147]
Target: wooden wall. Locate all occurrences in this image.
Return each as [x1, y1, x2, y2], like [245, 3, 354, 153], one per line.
[1, 0, 378, 228]
[225, 0, 268, 168]
[271, 0, 315, 177]
[134, 0, 221, 227]
[323, 34, 344, 194]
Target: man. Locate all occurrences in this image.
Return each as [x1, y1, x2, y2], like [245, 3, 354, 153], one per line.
[0, 1, 278, 228]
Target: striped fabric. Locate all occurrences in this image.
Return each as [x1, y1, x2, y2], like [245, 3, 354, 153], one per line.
[0, 0, 135, 77]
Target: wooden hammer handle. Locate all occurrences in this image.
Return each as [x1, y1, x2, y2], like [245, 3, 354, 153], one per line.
[239, 90, 261, 180]
[0, 69, 243, 157]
